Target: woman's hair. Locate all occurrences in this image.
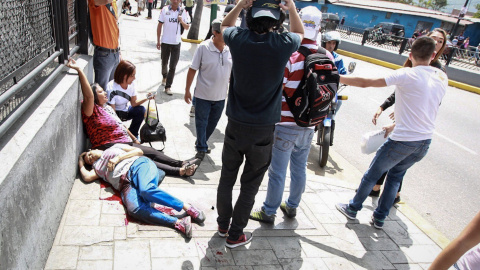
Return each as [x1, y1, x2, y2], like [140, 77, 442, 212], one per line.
[114, 60, 136, 84]
[245, 8, 285, 34]
[90, 83, 101, 105]
[403, 28, 447, 67]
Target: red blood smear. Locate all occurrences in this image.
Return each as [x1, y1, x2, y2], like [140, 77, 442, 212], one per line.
[152, 204, 176, 216]
[99, 180, 123, 205]
[216, 251, 223, 255]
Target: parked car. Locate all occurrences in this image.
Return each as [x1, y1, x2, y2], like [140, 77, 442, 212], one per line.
[365, 22, 405, 37]
[321, 13, 340, 32]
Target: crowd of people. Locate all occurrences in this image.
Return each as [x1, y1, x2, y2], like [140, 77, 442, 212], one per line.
[77, 0, 476, 268]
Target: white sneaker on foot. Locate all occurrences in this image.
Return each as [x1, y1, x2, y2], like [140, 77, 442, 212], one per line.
[189, 106, 195, 117]
[161, 78, 166, 85]
[165, 88, 172, 95]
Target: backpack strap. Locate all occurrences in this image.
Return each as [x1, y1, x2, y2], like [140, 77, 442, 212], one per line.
[109, 90, 131, 102]
[297, 46, 313, 58]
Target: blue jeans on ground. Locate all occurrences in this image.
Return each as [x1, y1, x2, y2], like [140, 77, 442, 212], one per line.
[122, 157, 184, 226]
[263, 125, 314, 215]
[195, 97, 225, 152]
[116, 106, 146, 138]
[93, 47, 120, 91]
[217, 120, 275, 239]
[161, 43, 181, 89]
[349, 138, 431, 221]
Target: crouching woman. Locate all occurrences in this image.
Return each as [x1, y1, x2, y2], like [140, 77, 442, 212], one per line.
[78, 144, 205, 238]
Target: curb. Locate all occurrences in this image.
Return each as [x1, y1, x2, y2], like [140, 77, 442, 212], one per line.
[337, 49, 480, 95]
[310, 175, 451, 249]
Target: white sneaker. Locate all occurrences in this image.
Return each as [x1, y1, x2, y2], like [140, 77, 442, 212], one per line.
[189, 106, 195, 117]
[161, 78, 166, 85]
[164, 87, 172, 95]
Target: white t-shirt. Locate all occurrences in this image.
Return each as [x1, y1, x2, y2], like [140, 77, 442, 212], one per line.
[385, 66, 447, 141]
[456, 244, 480, 269]
[158, 6, 191, 45]
[190, 39, 232, 101]
[106, 81, 137, 112]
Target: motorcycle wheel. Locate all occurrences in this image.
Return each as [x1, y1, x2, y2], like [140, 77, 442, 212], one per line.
[318, 126, 331, 167]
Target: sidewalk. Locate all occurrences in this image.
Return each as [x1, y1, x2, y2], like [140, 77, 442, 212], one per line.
[45, 6, 446, 270]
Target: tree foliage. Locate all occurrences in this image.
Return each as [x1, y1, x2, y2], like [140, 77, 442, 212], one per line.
[385, 0, 447, 11]
[474, 3, 480, 19]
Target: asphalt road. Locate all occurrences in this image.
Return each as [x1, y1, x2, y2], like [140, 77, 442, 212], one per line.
[309, 55, 480, 241]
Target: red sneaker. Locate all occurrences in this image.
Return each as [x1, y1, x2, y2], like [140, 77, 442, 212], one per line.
[218, 226, 228, 238]
[225, 232, 253, 248]
[186, 205, 206, 224]
[175, 216, 192, 238]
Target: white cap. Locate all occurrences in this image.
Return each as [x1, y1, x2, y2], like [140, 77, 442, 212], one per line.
[299, 6, 322, 40]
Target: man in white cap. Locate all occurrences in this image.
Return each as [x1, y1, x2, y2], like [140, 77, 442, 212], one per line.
[216, 0, 304, 248]
[249, 5, 333, 224]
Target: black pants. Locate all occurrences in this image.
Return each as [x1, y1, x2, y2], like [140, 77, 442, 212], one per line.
[376, 171, 403, 192]
[160, 43, 181, 89]
[216, 120, 275, 239]
[97, 143, 183, 176]
[147, 2, 153, 17]
[185, 6, 193, 21]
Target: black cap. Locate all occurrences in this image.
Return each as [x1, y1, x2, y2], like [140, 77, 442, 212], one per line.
[251, 0, 281, 20]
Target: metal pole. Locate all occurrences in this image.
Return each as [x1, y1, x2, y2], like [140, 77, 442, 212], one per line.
[77, 0, 89, 54]
[210, 2, 218, 24]
[450, 0, 469, 40]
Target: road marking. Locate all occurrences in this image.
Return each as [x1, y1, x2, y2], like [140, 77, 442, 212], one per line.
[434, 131, 478, 155]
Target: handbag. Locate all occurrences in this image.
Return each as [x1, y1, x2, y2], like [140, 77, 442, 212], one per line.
[140, 100, 166, 150]
[360, 129, 387, 154]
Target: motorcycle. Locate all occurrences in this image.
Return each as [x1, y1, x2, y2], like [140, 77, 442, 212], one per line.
[317, 62, 356, 167]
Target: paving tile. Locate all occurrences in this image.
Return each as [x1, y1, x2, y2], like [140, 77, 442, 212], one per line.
[76, 260, 113, 270]
[65, 200, 102, 226]
[79, 245, 113, 260]
[266, 237, 303, 259]
[399, 245, 443, 263]
[60, 226, 114, 245]
[195, 237, 236, 267]
[114, 240, 151, 270]
[342, 250, 395, 269]
[299, 236, 344, 258]
[152, 257, 201, 270]
[114, 226, 127, 240]
[102, 200, 126, 214]
[381, 250, 414, 264]
[150, 238, 198, 258]
[100, 214, 127, 226]
[346, 223, 387, 238]
[322, 257, 356, 270]
[359, 237, 399, 251]
[253, 265, 283, 270]
[69, 178, 101, 200]
[231, 250, 279, 266]
[393, 263, 424, 270]
[44, 246, 79, 269]
[279, 258, 329, 270]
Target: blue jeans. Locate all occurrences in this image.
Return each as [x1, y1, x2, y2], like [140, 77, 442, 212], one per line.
[263, 125, 314, 215]
[93, 47, 120, 91]
[195, 97, 225, 152]
[349, 138, 431, 221]
[122, 157, 184, 226]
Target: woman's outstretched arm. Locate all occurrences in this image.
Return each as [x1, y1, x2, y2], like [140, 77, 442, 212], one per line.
[67, 59, 95, 116]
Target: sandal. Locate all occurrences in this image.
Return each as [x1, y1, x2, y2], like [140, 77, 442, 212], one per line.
[180, 162, 198, 177]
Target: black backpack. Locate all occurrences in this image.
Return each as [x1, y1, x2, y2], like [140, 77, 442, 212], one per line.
[283, 46, 339, 127]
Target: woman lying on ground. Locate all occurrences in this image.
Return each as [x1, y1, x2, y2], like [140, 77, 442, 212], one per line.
[366, 28, 448, 204]
[78, 144, 206, 238]
[67, 59, 199, 177]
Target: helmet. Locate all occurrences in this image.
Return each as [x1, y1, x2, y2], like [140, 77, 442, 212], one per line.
[322, 31, 342, 51]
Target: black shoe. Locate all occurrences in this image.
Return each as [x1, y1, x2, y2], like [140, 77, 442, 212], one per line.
[206, 147, 211, 154]
[195, 151, 206, 160]
[355, 188, 380, 197]
[393, 196, 401, 205]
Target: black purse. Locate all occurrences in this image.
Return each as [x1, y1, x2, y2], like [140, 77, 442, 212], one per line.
[140, 100, 166, 150]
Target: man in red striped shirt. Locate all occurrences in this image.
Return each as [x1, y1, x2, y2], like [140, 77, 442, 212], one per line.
[250, 6, 333, 223]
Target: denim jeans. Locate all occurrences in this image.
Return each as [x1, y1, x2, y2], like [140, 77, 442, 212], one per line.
[93, 47, 120, 90]
[123, 157, 184, 226]
[161, 43, 181, 89]
[194, 97, 225, 152]
[217, 120, 274, 238]
[349, 138, 431, 221]
[263, 125, 314, 215]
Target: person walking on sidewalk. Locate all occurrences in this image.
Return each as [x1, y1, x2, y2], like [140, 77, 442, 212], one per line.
[156, 0, 191, 95]
[249, 6, 331, 224]
[184, 19, 232, 161]
[216, 0, 303, 249]
[335, 36, 447, 230]
[147, 0, 153, 19]
[78, 144, 206, 238]
[184, 0, 194, 22]
[88, 0, 120, 91]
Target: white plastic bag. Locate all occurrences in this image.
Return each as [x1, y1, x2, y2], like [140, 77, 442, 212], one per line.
[360, 129, 387, 154]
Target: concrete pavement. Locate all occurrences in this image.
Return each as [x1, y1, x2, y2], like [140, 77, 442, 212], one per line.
[45, 5, 450, 269]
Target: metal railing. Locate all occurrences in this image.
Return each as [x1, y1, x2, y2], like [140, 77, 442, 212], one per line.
[334, 25, 480, 72]
[0, 0, 88, 138]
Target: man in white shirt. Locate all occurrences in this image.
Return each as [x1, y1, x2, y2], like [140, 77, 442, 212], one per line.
[335, 36, 448, 230]
[184, 19, 233, 160]
[156, 0, 190, 95]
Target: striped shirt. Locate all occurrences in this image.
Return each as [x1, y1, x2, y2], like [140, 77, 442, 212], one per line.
[281, 39, 334, 125]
